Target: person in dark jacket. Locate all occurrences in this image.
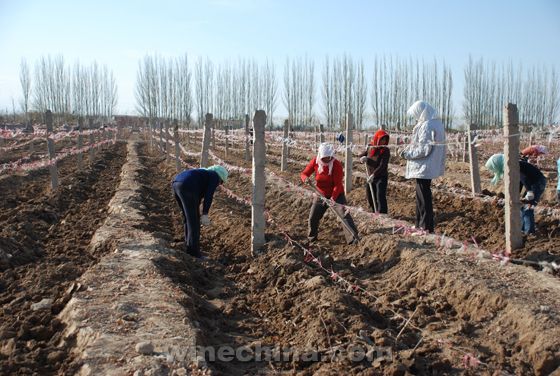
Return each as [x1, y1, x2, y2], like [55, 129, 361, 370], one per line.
[359, 129, 390, 213]
[301, 143, 359, 245]
[485, 153, 547, 235]
[172, 165, 228, 258]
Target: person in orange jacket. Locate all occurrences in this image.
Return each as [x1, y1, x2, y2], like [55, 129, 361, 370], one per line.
[359, 129, 390, 213]
[301, 143, 359, 244]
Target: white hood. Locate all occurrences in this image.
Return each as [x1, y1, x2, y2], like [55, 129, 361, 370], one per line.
[407, 101, 437, 123]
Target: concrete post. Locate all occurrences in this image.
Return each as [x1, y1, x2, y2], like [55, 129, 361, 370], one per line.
[45, 110, 58, 190]
[504, 104, 523, 251]
[164, 120, 170, 158]
[224, 121, 229, 158]
[88, 118, 95, 162]
[286, 121, 292, 160]
[211, 119, 216, 150]
[148, 120, 153, 151]
[185, 122, 190, 145]
[158, 121, 164, 153]
[344, 113, 354, 194]
[200, 114, 212, 167]
[281, 119, 289, 172]
[173, 120, 181, 171]
[462, 133, 468, 162]
[468, 124, 481, 195]
[244, 114, 250, 161]
[102, 124, 107, 150]
[77, 117, 83, 169]
[96, 123, 102, 152]
[45, 110, 53, 133]
[252, 110, 267, 255]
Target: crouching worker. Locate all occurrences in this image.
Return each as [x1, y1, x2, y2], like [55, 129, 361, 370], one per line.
[485, 154, 546, 235]
[359, 129, 390, 213]
[301, 143, 359, 245]
[172, 165, 228, 258]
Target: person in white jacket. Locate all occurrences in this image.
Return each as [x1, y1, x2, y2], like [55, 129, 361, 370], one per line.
[400, 101, 446, 233]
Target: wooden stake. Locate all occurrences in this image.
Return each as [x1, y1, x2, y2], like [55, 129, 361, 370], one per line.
[173, 120, 181, 171]
[252, 110, 267, 255]
[468, 124, 481, 195]
[281, 119, 289, 172]
[344, 113, 353, 194]
[77, 117, 83, 169]
[225, 121, 229, 159]
[45, 110, 58, 190]
[244, 114, 250, 161]
[504, 103, 523, 251]
[200, 113, 212, 167]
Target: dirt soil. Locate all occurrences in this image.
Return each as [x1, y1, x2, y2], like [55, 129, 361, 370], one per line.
[2, 130, 559, 375]
[1, 137, 79, 166]
[259, 141, 560, 263]
[138, 139, 560, 376]
[0, 142, 127, 375]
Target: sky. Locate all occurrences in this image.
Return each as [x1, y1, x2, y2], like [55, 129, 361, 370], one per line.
[1, 0, 559, 123]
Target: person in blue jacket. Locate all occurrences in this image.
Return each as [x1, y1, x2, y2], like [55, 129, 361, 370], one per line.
[172, 165, 228, 258]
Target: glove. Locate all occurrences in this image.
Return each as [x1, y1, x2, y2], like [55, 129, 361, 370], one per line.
[525, 191, 535, 201]
[200, 214, 211, 226]
[359, 156, 367, 164]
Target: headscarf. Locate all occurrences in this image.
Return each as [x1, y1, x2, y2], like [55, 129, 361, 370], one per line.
[206, 165, 229, 183]
[485, 153, 504, 185]
[407, 101, 437, 123]
[521, 145, 548, 157]
[369, 129, 389, 157]
[316, 143, 335, 175]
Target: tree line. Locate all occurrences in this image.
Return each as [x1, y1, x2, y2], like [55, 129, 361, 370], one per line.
[15, 54, 560, 130]
[135, 55, 277, 129]
[134, 54, 456, 130]
[17, 55, 117, 125]
[464, 56, 559, 129]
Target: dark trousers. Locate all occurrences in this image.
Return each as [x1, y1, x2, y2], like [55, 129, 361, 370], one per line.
[172, 181, 201, 257]
[365, 176, 388, 214]
[308, 193, 359, 244]
[415, 178, 434, 233]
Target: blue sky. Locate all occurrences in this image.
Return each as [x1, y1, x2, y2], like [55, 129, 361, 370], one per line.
[1, 0, 559, 121]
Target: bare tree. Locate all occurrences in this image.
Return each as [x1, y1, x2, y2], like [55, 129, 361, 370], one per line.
[372, 55, 453, 130]
[136, 54, 193, 128]
[464, 57, 558, 128]
[19, 59, 31, 121]
[176, 54, 193, 127]
[72, 61, 87, 117]
[284, 56, 314, 129]
[352, 59, 367, 130]
[101, 66, 118, 119]
[263, 59, 277, 128]
[195, 57, 214, 127]
[322, 56, 335, 129]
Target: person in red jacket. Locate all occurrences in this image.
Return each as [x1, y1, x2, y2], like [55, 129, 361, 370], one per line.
[301, 143, 359, 245]
[359, 129, 390, 213]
